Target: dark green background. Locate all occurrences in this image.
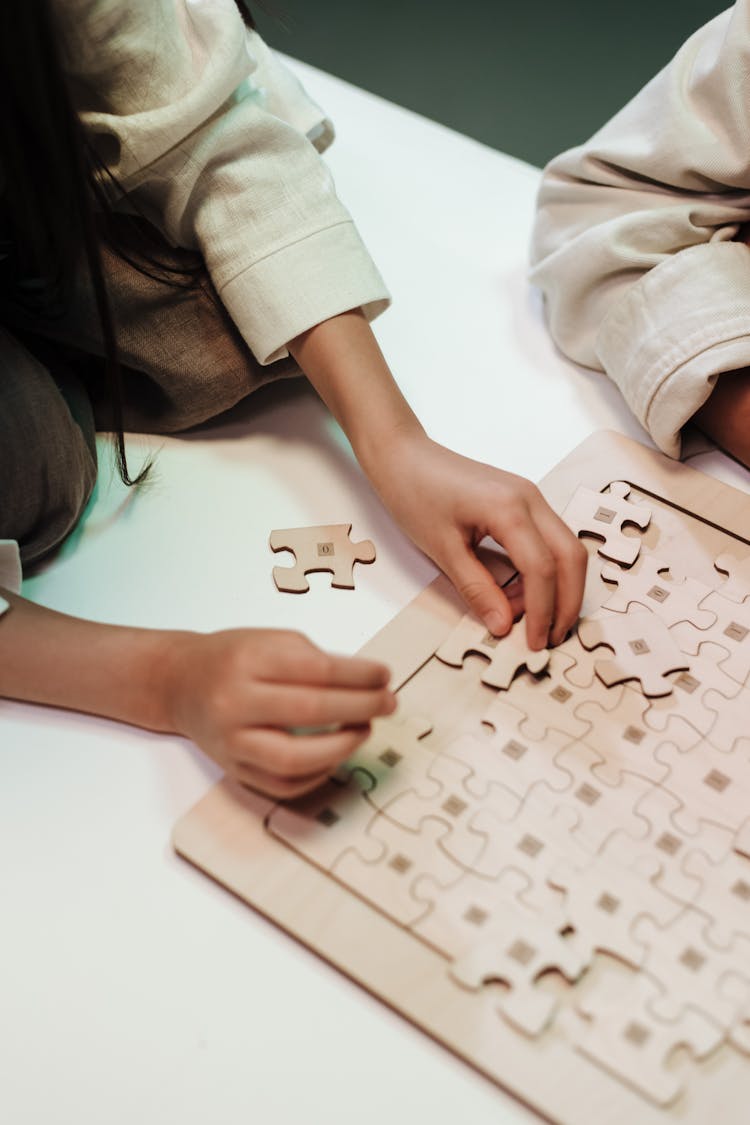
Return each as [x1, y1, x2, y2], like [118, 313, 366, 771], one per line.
[254, 0, 729, 167]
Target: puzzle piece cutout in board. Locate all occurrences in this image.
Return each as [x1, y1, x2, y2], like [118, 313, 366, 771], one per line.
[270, 523, 375, 592]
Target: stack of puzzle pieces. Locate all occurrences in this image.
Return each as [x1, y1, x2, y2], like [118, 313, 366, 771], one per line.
[265, 479, 750, 1108]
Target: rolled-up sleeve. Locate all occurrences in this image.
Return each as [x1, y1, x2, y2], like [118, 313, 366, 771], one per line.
[62, 0, 389, 364]
[530, 2, 750, 457]
[0, 539, 22, 617]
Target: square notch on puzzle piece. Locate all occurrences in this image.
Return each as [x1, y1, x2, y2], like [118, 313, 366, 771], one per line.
[270, 523, 376, 593]
[562, 481, 651, 565]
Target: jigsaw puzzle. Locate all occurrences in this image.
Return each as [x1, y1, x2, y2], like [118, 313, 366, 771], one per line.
[174, 432, 750, 1125]
[269, 523, 376, 592]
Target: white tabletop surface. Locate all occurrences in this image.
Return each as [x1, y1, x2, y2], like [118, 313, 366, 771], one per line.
[3, 58, 750, 1125]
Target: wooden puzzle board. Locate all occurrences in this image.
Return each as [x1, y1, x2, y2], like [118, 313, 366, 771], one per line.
[173, 431, 750, 1124]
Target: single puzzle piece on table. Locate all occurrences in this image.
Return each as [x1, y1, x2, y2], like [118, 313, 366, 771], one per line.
[525, 742, 654, 857]
[332, 814, 463, 927]
[599, 555, 714, 630]
[549, 846, 685, 970]
[642, 642, 742, 748]
[566, 967, 723, 1108]
[435, 614, 550, 689]
[380, 754, 520, 872]
[633, 907, 750, 1029]
[654, 739, 750, 837]
[603, 786, 732, 906]
[266, 769, 382, 869]
[442, 725, 572, 803]
[575, 689, 699, 787]
[561, 480, 651, 565]
[681, 848, 750, 950]
[577, 609, 689, 697]
[714, 551, 750, 603]
[335, 707, 438, 810]
[673, 593, 750, 688]
[448, 896, 589, 1036]
[269, 523, 375, 593]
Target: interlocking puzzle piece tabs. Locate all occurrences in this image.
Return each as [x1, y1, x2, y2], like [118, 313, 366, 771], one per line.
[549, 848, 684, 969]
[266, 770, 382, 870]
[449, 898, 588, 1036]
[269, 523, 375, 593]
[714, 552, 750, 603]
[569, 968, 723, 1107]
[643, 642, 741, 746]
[577, 609, 689, 697]
[332, 815, 462, 927]
[335, 707, 437, 810]
[600, 555, 714, 629]
[561, 480, 651, 565]
[381, 754, 520, 871]
[435, 614, 550, 689]
[682, 848, 750, 950]
[690, 590, 750, 687]
[444, 725, 571, 802]
[654, 739, 750, 836]
[633, 907, 750, 1029]
[576, 690, 698, 787]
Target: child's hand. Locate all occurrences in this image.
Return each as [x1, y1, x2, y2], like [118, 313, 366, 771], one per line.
[368, 433, 588, 650]
[163, 629, 395, 798]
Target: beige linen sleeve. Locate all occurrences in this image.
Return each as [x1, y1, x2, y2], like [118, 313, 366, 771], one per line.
[62, 0, 389, 365]
[0, 540, 22, 617]
[530, 1, 750, 457]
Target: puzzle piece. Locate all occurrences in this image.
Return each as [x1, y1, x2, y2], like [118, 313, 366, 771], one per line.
[436, 614, 550, 689]
[443, 725, 571, 802]
[655, 740, 750, 836]
[336, 707, 438, 809]
[575, 689, 698, 786]
[332, 815, 462, 926]
[714, 551, 750, 603]
[550, 848, 684, 969]
[269, 523, 375, 592]
[449, 898, 588, 1036]
[561, 481, 651, 565]
[633, 908, 750, 1028]
[674, 593, 750, 687]
[569, 968, 723, 1107]
[578, 609, 689, 697]
[266, 770, 382, 869]
[681, 848, 750, 949]
[643, 642, 742, 747]
[600, 555, 714, 629]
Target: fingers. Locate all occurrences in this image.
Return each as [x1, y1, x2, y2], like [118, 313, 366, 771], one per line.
[232, 723, 373, 779]
[486, 509, 558, 650]
[443, 545, 516, 638]
[249, 681, 397, 729]
[527, 501, 588, 645]
[260, 638, 391, 691]
[235, 763, 334, 800]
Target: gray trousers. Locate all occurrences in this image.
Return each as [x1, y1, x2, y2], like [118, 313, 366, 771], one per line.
[0, 218, 298, 566]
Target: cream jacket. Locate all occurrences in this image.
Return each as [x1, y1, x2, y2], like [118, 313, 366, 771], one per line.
[530, 1, 750, 458]
[1, 0, 390, 606]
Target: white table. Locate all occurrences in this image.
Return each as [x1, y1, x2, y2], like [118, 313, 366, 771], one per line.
[3, 58, 749, 1125]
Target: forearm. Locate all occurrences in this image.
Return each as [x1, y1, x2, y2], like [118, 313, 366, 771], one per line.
[0, 589, 179, 732]
[288, 308, 425, 479]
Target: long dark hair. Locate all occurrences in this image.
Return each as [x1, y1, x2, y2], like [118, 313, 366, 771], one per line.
[0, 0, 256, 486]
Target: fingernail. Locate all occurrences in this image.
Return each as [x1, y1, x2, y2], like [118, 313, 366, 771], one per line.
[485, 611, 508, 637]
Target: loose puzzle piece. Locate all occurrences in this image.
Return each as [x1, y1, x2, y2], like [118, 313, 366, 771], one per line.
[714, 552, 750, 603]
[568, 968, 723, 1107]
[600, 555, 714, 629]
[269, 523, 375, 592]
[448, 897, 588, 1036]
[561, 481, 651, 565]
[436, 614, 550, 689]
[578, 609, 689, 697]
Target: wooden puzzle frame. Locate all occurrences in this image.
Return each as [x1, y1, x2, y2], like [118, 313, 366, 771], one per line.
[173, 432, 750, 1125]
